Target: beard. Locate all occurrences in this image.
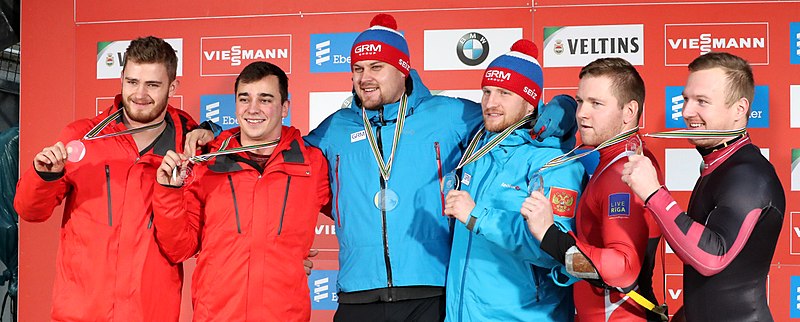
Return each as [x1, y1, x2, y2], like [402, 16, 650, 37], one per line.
[123, 96, 168, 124]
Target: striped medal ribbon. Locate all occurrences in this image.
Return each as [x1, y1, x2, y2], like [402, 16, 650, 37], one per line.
[644, 128, 746, 139]
[539, 127, 640, 172]
[66, 108, 166, 163]
[361, 94, 409, 181]
[189, 133, 280, 163]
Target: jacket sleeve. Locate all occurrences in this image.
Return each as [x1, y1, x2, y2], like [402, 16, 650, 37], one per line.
[152, 180, 203, 264]
[470, 161, 585, 269]
[13, 124, 86, 222]
[311, 147, 332, 211]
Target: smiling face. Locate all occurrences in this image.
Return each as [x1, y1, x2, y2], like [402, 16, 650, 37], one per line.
[235, 75, 288, 146]
[120, 61, 176, 126]
[351, 59, 406, 110]
[681, 67, 749, 148]
[480, 86, 533, 133]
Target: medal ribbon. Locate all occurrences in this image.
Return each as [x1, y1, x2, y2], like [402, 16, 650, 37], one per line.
[644, 128, 746, 139]
[82, 109, 165, 140]
[361, 94, 408, 181]
[539, 127, 640, 171]
[454, 113, 536, 170]
[190, 133, 281, 163]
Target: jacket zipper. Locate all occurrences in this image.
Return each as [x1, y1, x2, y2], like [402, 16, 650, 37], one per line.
[531, 264, 541, 302]
[335, 155, 342, 227]
[377, 108, 394, 293]
[148, 211, 154, 229]
[457, 233, 474, 321]
[435, 142, 444, 216]
[277, 176, 292, 235]
[227, 175, 242, 234]
[105, 165, 113, 226]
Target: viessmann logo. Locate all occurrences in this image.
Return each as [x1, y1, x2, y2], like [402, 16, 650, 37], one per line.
[201, 35, 292, 76]
[664, 23, 769, 66]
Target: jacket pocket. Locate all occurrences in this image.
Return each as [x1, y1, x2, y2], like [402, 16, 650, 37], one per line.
[434, 142, 444, 216]
[105, 165, 113, 226]
[334, 154, 342, 227]
[227, 175, 242, 234]
[277, 176, 292, 235]
[529, 264, 542, 302]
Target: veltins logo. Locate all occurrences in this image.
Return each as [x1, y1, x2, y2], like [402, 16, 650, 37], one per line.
[793, 151, 800, 191]
[543, 24, 643, 68]
[664, 23, 769, 66]
[97, 39, 183, 79]
[201, 35, 291, 76]
[790, 212, 800, 254]
[308, 270, 338, 310]
[200, 94, 291, 130]
[791, 22, 800, 64]
[424, 28, 522, 71]
[792, 276, 800, 318]
[665, 85, 769, 128]
[310, 32, 359, 73]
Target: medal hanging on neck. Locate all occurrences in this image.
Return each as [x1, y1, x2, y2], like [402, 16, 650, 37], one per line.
[528, 127, 640, 196]
[441, 113, 536, 196]
[66, 109, 165, 163]
[170, 133, 281, 184]
[361, 95, 408, 211]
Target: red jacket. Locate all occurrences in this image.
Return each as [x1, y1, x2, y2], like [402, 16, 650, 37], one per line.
[153, 126, 330, 322]
[14, 96, 196, 321]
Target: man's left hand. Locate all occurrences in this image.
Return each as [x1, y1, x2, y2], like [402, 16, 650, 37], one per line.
[520, 191, 554, 241]
[304, 249, 318, 276]
[621, 154, 661, 202]
[444, 190, 475, 224]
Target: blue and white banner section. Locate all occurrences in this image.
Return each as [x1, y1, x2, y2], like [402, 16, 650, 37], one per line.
[423, 28, 522, 70]
[200, 94, 291, 131]
[310, 32, 360, 73]
[665, 85, 769, 128]
[308, 270, 339, 311]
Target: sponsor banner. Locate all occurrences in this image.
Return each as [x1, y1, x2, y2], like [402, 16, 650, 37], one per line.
[201, 35, 292, 76]
[665, 148, 769, 191]
[664, 273, 683, 318]
[664, 23, 769, 66]
[97, 38, 183, 79]
[543, 24, 643, 67]
[791, 22, 800, 64]
[791, 212, 800, 255]
[793, 150, 800, 191]
[665, 85, 769, 128]
[431, 89, 482, 103]
[200, 94, 290, 130]
[308, 270, 339, 311]
[310, 32, 360, 73]
[96, 96, 183, 115]
[308, 92, 352, 131]
[424, 28, 522, 70]
[791, 85, 800, 128]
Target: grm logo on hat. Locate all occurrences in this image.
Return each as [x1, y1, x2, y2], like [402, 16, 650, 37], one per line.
[457, 32, 490, 66]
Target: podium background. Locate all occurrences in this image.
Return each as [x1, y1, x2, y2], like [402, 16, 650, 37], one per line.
[19, 1, 800, 320]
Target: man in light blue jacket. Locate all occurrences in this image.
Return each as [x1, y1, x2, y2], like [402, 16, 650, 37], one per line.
[444, 39, 587, 321]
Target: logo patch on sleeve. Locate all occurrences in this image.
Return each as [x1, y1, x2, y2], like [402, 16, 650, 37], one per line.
[550, 187, 578, 218]
[608, 193, 631, 218]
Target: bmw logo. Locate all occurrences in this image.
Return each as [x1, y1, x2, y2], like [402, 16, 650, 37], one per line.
[457, 32, 490, 66]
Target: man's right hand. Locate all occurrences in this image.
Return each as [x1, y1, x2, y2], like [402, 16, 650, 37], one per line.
[184, 129, 214, 158]
[33, 142, 68, 173]
[156, 150, 189, 186]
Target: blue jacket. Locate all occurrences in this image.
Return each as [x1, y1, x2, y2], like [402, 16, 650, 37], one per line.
[446, 128, 587, 322]
[305, 69, 483, 294]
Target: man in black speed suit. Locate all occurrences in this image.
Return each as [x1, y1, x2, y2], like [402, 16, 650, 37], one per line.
[621, 52, 785, 321]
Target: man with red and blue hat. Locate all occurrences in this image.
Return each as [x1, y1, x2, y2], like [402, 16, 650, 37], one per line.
[443, 39, 587, 321]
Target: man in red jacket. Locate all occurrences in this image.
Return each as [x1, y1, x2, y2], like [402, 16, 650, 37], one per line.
[153, 61, 331, 321]
[14, 36, 194, 321]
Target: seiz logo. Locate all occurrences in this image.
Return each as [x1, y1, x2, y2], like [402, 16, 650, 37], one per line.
[201, 35, 292, 76]
[664, 23, 769, 66]
[790, 212, 800, 255]
[354, 43, 381, 54]
[523, 86, 538, 101]
[485, 69, 511, 81]
[308, 270, 339, 310]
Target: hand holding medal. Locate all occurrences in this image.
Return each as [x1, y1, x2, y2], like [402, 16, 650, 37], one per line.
[156, 151, 192, 187]
[33, 141, 69, 173]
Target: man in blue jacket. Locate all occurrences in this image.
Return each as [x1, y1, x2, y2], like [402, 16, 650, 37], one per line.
[443, 40, 587, 321]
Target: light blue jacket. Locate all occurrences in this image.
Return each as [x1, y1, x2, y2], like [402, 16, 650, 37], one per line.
[305, 69, 483, 293]
[445, 128, 587, 322]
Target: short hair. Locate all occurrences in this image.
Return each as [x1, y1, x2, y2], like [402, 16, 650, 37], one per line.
[234, 61, 289, 103]
[122, 36, 178, 82]
[579, 57, 645, 119]
[688, 52, 754, 108]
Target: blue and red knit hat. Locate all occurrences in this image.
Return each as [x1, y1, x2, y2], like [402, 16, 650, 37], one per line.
[481, 39, 544, 107]
[350, 14, 411, 76]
